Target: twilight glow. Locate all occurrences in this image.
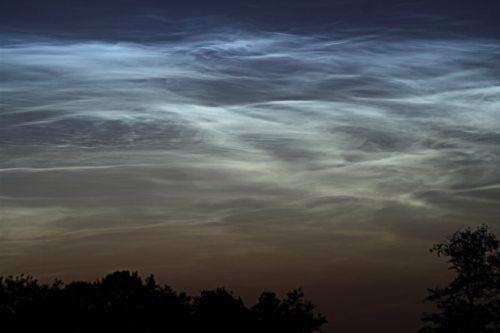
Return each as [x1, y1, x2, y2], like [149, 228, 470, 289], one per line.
[1, 2, 500, 332]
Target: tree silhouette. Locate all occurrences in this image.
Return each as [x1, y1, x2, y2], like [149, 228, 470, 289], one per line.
[0, 270, 326, 333]
[252, 289, 327, 333]
[192, 288, 252, 333]
[420, 225, 500, 333]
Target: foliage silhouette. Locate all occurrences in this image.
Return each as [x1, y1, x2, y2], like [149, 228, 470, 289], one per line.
[420, 225, 500, 333]
[0, 270, 326, 333]
[252, 289, 326, 333]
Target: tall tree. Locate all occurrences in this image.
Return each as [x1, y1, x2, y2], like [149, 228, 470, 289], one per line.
[420, 225, 500, 333]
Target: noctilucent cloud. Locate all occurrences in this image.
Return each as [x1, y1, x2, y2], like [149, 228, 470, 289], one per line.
[1, 1, 499, 332]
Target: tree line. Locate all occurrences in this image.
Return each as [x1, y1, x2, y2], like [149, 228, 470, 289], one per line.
[0, 270, 326, 333]
[1, 225, 499, 332]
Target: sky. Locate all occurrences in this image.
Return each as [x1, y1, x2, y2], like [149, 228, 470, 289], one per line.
[1, 1, 500, 332]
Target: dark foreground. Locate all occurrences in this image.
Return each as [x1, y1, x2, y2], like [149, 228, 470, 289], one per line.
[0, 270, 325, 333]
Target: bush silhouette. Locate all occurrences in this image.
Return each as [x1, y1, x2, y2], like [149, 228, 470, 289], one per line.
[0, 271, 326, 333]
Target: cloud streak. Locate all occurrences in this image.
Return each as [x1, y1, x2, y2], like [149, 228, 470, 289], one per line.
[2, 30, 500, 232]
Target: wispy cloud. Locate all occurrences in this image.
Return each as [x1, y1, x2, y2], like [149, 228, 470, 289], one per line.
[1, 29, 499, 279]
[1, 27, 500, 333]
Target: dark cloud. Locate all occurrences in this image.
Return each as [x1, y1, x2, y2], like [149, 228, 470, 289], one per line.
[2, 1, 500, 39]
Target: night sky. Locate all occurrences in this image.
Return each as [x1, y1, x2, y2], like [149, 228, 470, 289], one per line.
[1, 1, 499, 332]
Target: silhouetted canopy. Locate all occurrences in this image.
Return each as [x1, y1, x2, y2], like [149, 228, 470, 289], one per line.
[0, 271, 326, 333]
[420, 225, 500, 333]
